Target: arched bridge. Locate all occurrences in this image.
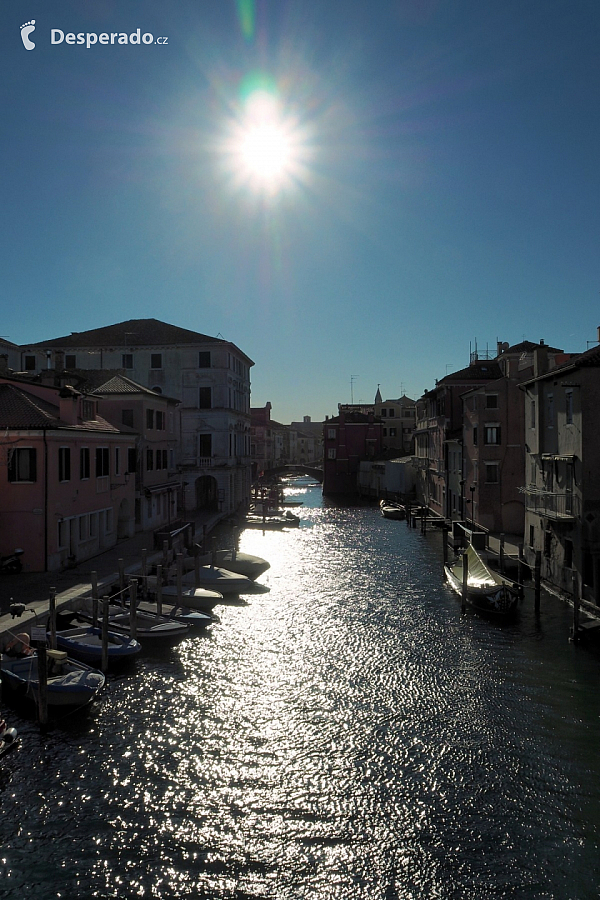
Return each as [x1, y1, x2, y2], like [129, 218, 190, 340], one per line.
[258, 465, 323, 483]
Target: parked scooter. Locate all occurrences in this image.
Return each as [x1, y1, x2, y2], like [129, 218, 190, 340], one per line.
[0, 549, 24, 574]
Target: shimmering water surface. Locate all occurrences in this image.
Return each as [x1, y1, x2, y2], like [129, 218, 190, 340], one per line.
[2, 482, 600, 899]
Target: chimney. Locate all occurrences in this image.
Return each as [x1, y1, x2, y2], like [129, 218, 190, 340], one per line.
[58, 385, 80, 425]
[0, 355, 8, 374]
[534, 344, 548, 377]
[597, 325, 600, 344]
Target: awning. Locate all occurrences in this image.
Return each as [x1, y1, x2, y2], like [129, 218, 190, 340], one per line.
[144, 481, 180, 494]
[541, 454, 576, 462]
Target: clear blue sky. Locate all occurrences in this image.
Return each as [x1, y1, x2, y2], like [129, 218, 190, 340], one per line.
[2, 1, 599, 422]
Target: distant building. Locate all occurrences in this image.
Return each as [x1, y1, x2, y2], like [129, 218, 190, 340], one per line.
[323, 410, 382, 495]
[0, 376, 135, 572]
[374, 392, 416, 455]
[19, 318, 253, 515]
[414, 357, 503, 518]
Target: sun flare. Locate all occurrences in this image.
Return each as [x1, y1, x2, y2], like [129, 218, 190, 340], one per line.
[222, 85, 310, 195]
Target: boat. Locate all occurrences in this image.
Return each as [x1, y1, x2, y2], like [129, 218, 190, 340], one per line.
[137, 600, 214, 629]
[245, 510, 300, 529]
[52, 625, 142, 667]
[181, 566, 270, 595]
[380, 499, 406, 520]
[149, 583, 224, 612]
[1, 651, 105, 710]
[77, 602, 190, 644]
[0, 717, 18, 759]
[444, 545, 520, 617]
[186, 549, 270, 580]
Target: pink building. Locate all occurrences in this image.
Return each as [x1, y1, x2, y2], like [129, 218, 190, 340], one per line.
[0, 377, 135, 572]
[323, 411, 382, 495]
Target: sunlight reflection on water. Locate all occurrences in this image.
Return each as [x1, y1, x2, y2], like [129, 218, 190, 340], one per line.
[1, 483, 600, 898]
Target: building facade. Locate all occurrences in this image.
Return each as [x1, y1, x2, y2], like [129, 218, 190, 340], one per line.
[20, 319, 254, 515]
[323, 411, 382, 495]
[521, 343, 600, 605]
[92, 375, 181, 532]
[0, 378, 135, 572]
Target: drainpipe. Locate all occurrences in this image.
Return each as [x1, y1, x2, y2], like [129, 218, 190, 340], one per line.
[43, 430, 49, 572]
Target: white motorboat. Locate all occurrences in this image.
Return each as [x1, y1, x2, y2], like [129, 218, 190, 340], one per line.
[380, 499, 406, 520]
[186, 550, 270, 580]
[182, 566, 270, 595]
[151, 584, 223, 613]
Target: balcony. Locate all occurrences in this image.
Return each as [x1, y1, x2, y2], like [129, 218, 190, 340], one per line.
[519, 487, 578, 521]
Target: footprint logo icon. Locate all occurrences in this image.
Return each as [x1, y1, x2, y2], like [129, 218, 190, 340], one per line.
[20, 20, 36, 50]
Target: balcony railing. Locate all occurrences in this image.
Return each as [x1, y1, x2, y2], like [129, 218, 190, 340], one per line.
[519, 487, 578, 521]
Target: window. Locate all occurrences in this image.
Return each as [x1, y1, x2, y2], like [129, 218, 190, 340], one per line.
[530, 400, 536, 429]
[115, 447, 121, 476]
[122, 353, 133, 369]
[198, 387, 212, 409]
[484, 425, 501, 445]
[127, 447, 137, 474]
[389, 427, 397, 437]
[105, 508, 113, 533]
[8, 447, 36, 482]
[381, 409, 387, 417]
[327, 448, 336, 459]
[486, 394, 498, 409]
[146, 448, 153, 471]
[198, 351, 211, 368]
[89, 513, 97, 537]
[547, 393, 554, 429]
[199, 434, 212, 457]
[156, 411, 165, 430]
[150, 353, 162, 369]
[146, 409, 154, 429]
[564, 539, 573, 569]
[96, 447, 110, 477]
[388, 408, 395, 417]
[58, 447, 71, 482]
[24, 355, 36, 371]
[529, 525, 535, 548]
[65, 355, 76, 369]
[485, 463, 499, 484]
[565, 390, 573, 425]
[122, 409, 134, 428]
[544, 529, 552, 558]
[383, 427, 388, 437]
[80, 447, 90, 480]
[327, 428, 336, 439]
[79, 515, 88, 541]
[473, 426, 478, 446]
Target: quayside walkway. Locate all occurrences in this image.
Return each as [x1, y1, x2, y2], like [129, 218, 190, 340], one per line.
[0, 509, 228, 645]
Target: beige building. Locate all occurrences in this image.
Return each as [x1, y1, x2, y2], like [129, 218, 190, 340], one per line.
[521, 341, 600, 605]
[20, 319, 254, 515]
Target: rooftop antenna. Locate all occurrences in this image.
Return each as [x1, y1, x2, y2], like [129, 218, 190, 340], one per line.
[350, 375, 358, 404]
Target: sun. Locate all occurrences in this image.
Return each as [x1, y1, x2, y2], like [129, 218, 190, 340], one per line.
[222, 86, 309, 195]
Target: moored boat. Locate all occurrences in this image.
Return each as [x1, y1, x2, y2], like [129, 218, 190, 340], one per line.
[53, 626, 141, 666]
[1, 651, 105, 709]
[182, 566, 270, 595]
[186, 549, 270, 580]
[380, 499, 406, 520]
[444, 545, 520, 617]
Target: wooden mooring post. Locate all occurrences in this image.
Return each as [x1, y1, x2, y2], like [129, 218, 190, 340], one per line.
[571, 583, 581, 644]
[118, 559, 125, 596]
[156, 564, 163, 618]
[442, 526, 449, 570]
[129, 580, 138, 640]
[101, 597, 110, 673]
[517, 543, 525, 588]
[48, 588, 57, 650]
[499, 534, 505, 575]
[176, 553, 183, 607]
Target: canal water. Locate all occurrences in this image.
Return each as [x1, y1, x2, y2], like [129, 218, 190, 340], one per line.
[1, 480, 600, 899]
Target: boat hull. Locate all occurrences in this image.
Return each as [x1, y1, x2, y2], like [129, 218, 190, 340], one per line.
[53, 627, 141, 666]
